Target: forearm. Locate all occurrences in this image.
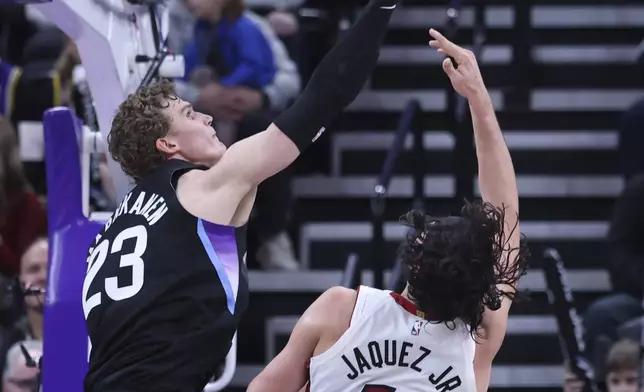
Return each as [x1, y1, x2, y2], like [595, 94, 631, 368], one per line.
[273, 0, 396, 151]
[470, 91, 518, 215]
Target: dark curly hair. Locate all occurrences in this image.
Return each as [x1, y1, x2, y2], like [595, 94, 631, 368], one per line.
[398, 200, 529, 338]
[108, 79, 178, 182]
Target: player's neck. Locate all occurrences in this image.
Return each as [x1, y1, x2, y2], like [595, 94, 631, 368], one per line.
[27, 310, 44, 340]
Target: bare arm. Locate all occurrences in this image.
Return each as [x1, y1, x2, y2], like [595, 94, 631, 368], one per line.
[213, 124, 300, 193]
[202, 0, 397, 194]
[248, 287, 357, 392]
[469, 91, 520, 300]
[429, 29, 520, 386]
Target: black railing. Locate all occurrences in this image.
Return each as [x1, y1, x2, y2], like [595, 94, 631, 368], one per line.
[445, 0, 486, 207]
[341, 253, 360, 288]
[387, 256, 406, 293]
[508, 0, 532, 110]
[543, 248, 599, 392]
[370, 99, 423, 289]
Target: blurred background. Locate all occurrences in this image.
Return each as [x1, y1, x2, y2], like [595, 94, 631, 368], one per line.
[1, 0, 644, 391]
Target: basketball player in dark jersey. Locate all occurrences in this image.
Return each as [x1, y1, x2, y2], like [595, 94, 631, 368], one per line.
[82, 1, 400, 390]
[248, 29, 529, 392]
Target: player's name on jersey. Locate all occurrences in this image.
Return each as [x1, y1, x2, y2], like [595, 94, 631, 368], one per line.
[104, 191, 169, 231]
[341, 340, 462, 391]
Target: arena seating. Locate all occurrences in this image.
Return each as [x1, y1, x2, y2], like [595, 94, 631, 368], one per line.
[228, 0, 639, 390]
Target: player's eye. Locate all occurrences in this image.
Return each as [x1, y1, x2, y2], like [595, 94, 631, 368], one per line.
[186, 111, 194, 119]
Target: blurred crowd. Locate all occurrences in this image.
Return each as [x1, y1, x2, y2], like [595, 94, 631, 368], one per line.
[0, 1, 644, 391]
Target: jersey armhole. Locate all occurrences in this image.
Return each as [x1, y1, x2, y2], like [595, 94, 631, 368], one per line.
[310, 286, 380, 366]
[348, 286, 362, 327]
[169, 166, 199, 191]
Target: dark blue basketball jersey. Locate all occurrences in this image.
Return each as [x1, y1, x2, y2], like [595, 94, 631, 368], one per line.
[83, 159, 249, 392]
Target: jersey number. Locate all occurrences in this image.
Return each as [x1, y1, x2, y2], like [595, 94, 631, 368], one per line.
[82, 225, 148, 319]
[362, 385, 396, 392]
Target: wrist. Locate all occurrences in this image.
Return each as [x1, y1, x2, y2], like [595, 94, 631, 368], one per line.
[468, 88, 494, 115]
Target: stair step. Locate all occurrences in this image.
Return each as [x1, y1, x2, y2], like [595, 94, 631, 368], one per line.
[298, 221, 608, 268]
[346, 89, 641, 112]
[296, 197, 614, 221]
[385, 27, 642, 46]
[379, 45, 637, 65]
[247, 270, 609, 292]
[292, 176, 623, 198]
[330, 131, 617, 176]
[294, 197, 614, 222]
[389, 5, 644, 29]
[373, 64, 642, 89]
[335, 111, 622, 131]
[302, 238, 608, 270]
[402, 0, 635, 6]
[340, 150, 617, 175]
[333, 131, 617, 151]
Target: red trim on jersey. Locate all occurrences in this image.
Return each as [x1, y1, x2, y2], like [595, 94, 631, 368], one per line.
[390, 292, 439, 321]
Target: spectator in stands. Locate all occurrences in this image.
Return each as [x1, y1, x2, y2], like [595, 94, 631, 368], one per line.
[8, 27, 70, 195]
[0, 58, 20, 118]
[607, 174, 644, 299]
[0, 117, 46, 277]
[563, 339, 642, 392]
[2, 340, 41, 392]
[604, 339, 640, 392]
[9, 26, 67, 123]
[0, 237, 47, 382]
[176, 0, 301, 118]
[181, 0, 276, 121]
[173, 0, 301, 270]
[563, 364, 585, 392]
[617, 98, 644, 181]
[0, 5, 38, 66]
[583, 174, 644, 379]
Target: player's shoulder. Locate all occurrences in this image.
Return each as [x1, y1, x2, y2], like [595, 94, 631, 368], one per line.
[319, 286, 358, 305]
[305, 287, 358, 327]
[313, 286, 388, 319]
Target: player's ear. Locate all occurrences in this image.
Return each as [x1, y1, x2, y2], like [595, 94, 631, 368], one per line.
[156, 137, 179, 155]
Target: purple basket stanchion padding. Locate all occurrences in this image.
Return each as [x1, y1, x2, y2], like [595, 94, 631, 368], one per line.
[42, 107, 104, 391]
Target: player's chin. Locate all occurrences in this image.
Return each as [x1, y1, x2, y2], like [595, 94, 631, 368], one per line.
[210, 142, 227, 161]
[214, 139, 227, 154]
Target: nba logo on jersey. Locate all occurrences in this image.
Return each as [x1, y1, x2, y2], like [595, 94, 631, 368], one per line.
[411, 320, 425, 336]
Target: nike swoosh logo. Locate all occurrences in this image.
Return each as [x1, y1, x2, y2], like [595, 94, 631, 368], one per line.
[380, 4, 396, 9]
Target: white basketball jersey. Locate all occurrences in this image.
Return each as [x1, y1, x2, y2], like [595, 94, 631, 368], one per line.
[309, 286, 476, 392]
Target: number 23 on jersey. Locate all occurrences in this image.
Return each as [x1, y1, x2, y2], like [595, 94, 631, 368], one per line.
[82, 225, 148, 319]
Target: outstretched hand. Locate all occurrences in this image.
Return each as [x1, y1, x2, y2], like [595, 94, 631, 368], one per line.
[429, 28, 487, 100]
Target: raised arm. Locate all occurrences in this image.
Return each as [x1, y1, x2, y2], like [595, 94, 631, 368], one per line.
[429, 29, 523, 390]
[206, 0, 399, 192]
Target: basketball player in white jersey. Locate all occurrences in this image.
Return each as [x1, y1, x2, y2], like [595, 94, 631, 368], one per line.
[247, 29, 529, 392]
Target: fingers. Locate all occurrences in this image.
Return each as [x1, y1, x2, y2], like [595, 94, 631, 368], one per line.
[442, 57, 457, 77]
[429, 28, 469, 63]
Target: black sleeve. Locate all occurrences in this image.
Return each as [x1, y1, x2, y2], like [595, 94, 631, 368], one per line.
[273, 0, 398, 151]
